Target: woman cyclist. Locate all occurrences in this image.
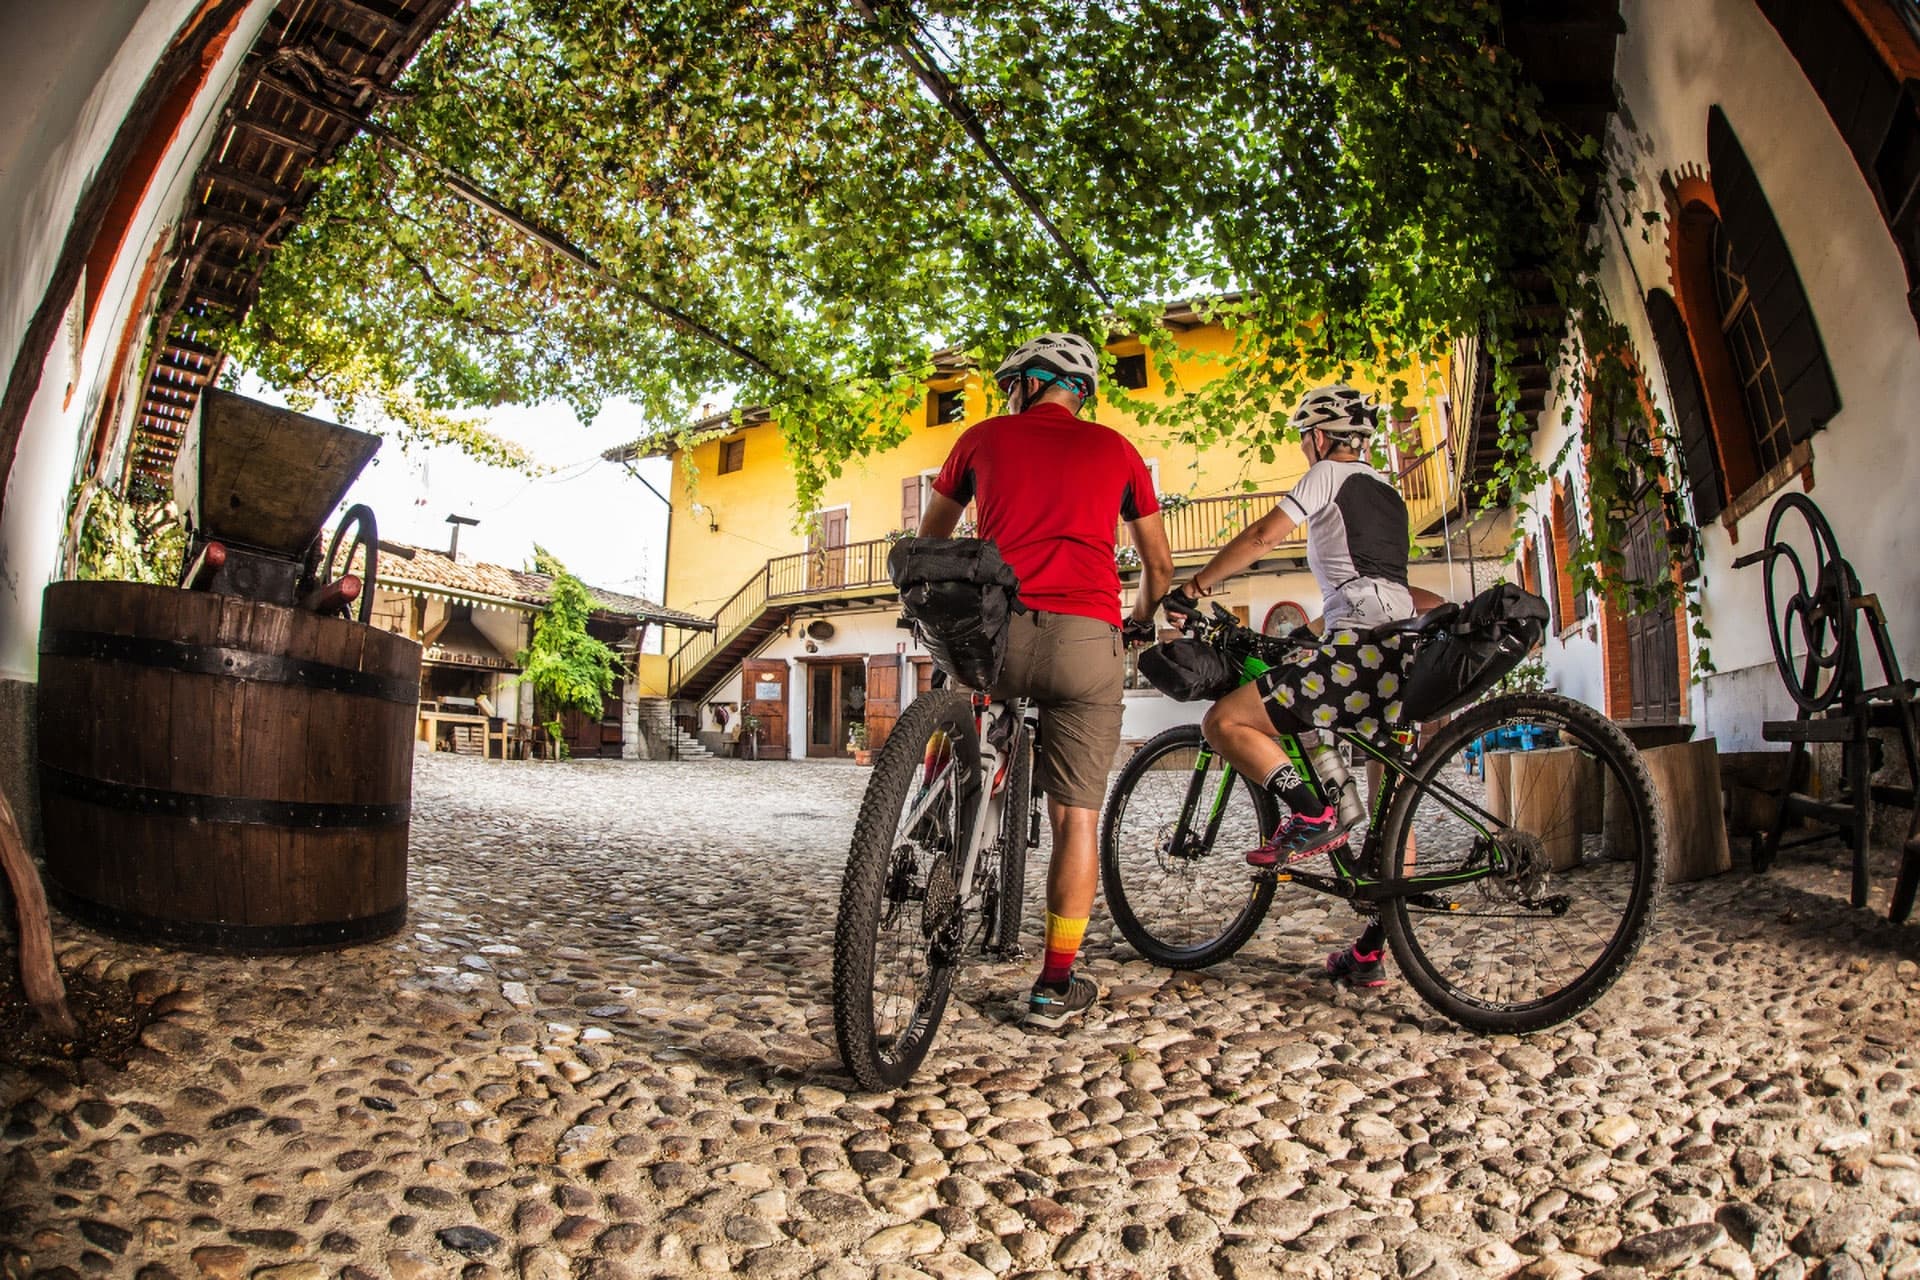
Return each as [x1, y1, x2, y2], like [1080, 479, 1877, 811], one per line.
[1163, 384, 1443, 987]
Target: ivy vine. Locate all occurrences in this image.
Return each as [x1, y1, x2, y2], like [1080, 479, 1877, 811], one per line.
[222, 0, 1685, 616]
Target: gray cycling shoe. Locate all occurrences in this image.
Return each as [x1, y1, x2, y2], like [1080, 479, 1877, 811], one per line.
[1024, 973, 1099, 1030]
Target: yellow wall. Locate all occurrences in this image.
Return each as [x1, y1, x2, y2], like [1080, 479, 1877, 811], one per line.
[653, 324, 1451, 651]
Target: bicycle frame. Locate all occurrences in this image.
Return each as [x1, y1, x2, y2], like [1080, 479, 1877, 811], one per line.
[901, 696, 1031, 918]
[1174, 612, 1520, 909]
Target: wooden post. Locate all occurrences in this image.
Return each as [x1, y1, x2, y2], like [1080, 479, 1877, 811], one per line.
[1483, 751, 1516, 823]
[1607, 738, 1730, 882]
[0, 788, 76, 1038]
[1505, 747, 1585, 871]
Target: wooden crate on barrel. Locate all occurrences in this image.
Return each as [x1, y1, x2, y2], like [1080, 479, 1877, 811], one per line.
[37, 391, 421, 951]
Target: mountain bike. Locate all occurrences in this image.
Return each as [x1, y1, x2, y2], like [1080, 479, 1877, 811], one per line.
[1100, 605, 1666, 1032]
[832, 687, 1038, 1089]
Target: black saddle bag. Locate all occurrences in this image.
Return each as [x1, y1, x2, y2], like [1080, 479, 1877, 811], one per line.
[1398, 582, 1550, 722]
[887, 537, 1023, 691]
[1138, 638, 1241, 702]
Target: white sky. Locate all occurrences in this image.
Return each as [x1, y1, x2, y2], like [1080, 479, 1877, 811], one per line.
[236, 373, 675, 602]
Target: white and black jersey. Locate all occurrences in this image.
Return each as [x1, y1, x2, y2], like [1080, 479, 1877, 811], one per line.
[1276, 459, 1413, 629]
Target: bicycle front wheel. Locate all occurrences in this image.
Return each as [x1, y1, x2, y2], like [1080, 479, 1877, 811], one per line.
[1100, 724, 1279, 969]
[1378, 692, 1665, 1033]
[833, 691, 979, 1090]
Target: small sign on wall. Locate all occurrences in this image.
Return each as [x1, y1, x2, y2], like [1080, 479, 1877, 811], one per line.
[755, 679, 782, 701]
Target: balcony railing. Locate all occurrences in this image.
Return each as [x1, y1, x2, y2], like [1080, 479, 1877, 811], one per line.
[1146, 491, 1297, 556]
[668, 539, 897, 691]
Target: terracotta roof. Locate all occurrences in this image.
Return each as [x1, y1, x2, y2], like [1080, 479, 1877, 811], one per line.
[375, 540, 713, 630]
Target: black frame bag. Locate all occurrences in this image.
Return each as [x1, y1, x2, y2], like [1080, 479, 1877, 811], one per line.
[887, 537, 1023, 691]
[1398, 582, 1550, 722]
[1138, 638, 1240, 702]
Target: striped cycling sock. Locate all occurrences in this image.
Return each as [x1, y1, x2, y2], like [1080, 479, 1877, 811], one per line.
[1039, 912, 1088, 987]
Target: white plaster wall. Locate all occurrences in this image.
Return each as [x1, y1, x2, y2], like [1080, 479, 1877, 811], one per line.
[1576, 0, 1920, 742]
[0, 0, 276, 681]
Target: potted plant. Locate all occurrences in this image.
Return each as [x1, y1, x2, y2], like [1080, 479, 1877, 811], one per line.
[847, 721, 871, 766]
[739, 711, 763, 761]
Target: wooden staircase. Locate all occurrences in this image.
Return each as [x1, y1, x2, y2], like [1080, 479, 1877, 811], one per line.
[669, 539, 898, 703]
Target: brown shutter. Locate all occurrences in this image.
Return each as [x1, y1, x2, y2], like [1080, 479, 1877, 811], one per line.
[1646, 289, 1726, 524]
[1709, 107, 1842, 443]
[902, 476, 922, 531]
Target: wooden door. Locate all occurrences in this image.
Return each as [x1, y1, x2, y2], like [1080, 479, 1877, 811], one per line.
[809, 509, 849, 589]
[741, 659, 790, 759]
[866, 655, 902, 751]
[561, 705, 600, 757]
[805, 660, 868, 757]
[1622, 493, 1681, 724]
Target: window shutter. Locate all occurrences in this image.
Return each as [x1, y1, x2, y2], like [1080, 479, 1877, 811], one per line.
[1646, 289, 1726, 524]
[901, 476, 922, 531]
[1708, 107, 1842, 443]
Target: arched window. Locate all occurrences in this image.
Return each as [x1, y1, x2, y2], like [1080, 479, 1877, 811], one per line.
[1661, 108, 1841, 524]
[1711, 224, 1794, 475]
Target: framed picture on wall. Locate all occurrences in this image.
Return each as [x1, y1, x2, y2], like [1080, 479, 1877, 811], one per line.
[1263, 601, 1309, 638]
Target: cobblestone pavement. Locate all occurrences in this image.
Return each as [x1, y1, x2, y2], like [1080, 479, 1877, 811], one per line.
[5, 754, 1920, 1280]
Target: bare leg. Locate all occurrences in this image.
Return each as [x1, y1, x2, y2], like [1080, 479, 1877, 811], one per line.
[1045, 800, 1100, 919]
[1200, 682, 1285, 780]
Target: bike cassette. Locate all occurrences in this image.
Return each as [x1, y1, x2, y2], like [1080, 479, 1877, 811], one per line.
[922, 855, 959, 939]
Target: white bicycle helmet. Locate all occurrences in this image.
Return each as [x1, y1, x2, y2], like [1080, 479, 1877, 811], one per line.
[1288, 383, 1378, 445]
[993, 332, 1100, 405]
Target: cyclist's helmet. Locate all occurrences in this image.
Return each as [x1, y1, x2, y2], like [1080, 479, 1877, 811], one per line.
[993, 333, 1100, 406]
[1289, 383, 1378, 446]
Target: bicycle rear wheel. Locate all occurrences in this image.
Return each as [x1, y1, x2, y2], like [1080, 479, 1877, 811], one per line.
[1378, 692, 1665, 1032]
[833, 691, 979, 1089]
[1099, 724, 1279, 969]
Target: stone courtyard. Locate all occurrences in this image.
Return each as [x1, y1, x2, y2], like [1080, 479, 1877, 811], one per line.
[4, 753, 1920, 1280]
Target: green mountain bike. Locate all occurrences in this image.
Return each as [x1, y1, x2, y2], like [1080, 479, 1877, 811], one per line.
[1100, 605, 1666, 1032]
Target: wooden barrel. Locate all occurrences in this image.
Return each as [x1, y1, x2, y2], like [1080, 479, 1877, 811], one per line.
[36, 581, 420, 950]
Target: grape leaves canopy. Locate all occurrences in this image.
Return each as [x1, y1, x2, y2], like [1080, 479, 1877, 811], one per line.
[230, 0, 1668, 604]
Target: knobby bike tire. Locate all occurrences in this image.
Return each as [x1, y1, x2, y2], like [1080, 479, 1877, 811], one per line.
[832, 691, 980, 1090]
[1378, 692, 1666, 1033]
[1099, 724, 1279, 969]
[989, 727, 1032, 956]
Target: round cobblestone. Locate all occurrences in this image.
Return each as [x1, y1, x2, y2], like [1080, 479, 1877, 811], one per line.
[4, 756, 1920, 1278]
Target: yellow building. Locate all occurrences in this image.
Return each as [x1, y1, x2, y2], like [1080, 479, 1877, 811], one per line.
[611, 311, 1486, 762]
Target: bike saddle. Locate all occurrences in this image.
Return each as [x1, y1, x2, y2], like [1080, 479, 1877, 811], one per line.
[1365, 603, 1459, 641]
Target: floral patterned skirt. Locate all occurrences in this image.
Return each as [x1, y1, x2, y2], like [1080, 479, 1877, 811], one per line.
[1252, 629, 1410, 740]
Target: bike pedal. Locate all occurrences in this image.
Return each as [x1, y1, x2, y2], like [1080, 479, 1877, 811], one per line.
[984, 944, 1027, 963]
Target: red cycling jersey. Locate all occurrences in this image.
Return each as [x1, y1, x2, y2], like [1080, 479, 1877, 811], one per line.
[932, 402, 1160, 626]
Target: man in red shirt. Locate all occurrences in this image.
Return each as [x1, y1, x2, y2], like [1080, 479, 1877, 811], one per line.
[920, 333, 1173, 1029]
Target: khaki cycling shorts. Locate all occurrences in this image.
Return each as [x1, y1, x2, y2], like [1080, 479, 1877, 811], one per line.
[991, 610, 1124, 811]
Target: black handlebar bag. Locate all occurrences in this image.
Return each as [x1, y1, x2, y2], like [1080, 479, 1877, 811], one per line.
[887, 537, 1023, 691]
[1398, 582, 1550, 722]
[1138, 639, 1240, 702]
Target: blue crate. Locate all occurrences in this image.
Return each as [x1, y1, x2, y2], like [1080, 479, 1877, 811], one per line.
[1462, 722, 1555, 775]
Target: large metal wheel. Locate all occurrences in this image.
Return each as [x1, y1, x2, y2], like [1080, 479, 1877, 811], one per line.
[1754, 493, 1853, 713]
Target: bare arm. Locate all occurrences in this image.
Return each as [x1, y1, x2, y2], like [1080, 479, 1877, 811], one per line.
[1126, 512, 1175, 624]
[1181, 506, 1297, 597]
[1410, 584, 1447, 612]
[918, 491, 964, 539]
